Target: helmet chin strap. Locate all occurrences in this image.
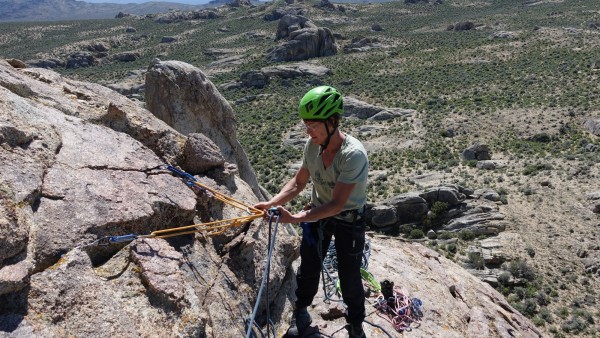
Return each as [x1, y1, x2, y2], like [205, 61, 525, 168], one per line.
[319, 121, 337, 155]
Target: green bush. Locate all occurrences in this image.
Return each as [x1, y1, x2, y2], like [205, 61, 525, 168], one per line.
[458, 229, 475, 241]
[446, 243, 457, 254]
[409, 229, 424, 239]
[498, 272, 511, 286]
[423, 201, 449, 229]
[540, 307, 554, 323]
[467, 252, 485, 269]
[532, 315, 545, 326]
[561, 317, 588, 334]
[508, 259, 536, 281]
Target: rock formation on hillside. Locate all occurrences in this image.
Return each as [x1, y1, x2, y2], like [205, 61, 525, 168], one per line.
[268, 15, 338, 62]
[0, 59, 547, 338]
[144, 59, 266, 200]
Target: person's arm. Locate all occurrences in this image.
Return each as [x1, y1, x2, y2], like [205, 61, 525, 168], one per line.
[276, 181, 356, 224]
[254, 167, 310, 210]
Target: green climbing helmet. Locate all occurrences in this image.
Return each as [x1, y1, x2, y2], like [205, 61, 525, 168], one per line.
[298, 86, 344, 120]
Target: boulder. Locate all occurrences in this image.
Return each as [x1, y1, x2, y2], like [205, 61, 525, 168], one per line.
[461, 143, 492, 161]
[371, 24, 383, 31]
[66, 51, 95, 69]
[112, 52, 140, 62]
[228, 0, 252, 7]
[263, 6, 306, 21]
[365, 204, 397, 228]
[240, 70, 269, 88]
[87, 41, 110, 52]
[381, 193, 429, 224]
[584, 117, 600, 136]
[269, 26, 337, 62]
[419, 186, 465, 207]
[344, 97, 415, 120]
[6, 59, 27, 69]
[145, 60, 265, 200]
[343, 36, 383, 53]
[275, 14, 316, 40]
[261, 63, 332, 78]
[161, 36, 178, 43]
[182, 133, 226, 174]
[25, 58, 65, 69]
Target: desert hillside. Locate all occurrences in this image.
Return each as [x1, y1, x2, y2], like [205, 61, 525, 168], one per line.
[0, 0, 599, 337]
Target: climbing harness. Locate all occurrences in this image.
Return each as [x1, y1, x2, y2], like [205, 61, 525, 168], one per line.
[373, 280, 423, 333]
[245, 207, 280, 338]
[75, 165, 265, 247]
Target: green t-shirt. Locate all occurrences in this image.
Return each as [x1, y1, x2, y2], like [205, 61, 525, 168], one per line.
[302, 134, 369, 216]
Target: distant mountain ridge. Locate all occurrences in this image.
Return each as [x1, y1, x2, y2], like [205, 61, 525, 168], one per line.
[0, 0, 209, 22]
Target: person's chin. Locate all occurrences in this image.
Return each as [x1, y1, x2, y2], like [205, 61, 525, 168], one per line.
[310, 138, 320, 144]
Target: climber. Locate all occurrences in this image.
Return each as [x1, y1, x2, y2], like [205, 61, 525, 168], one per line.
[254, 86, 369, 338]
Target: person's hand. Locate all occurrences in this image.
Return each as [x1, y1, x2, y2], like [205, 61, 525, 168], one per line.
[253, 201, 272, 211]
[273, 205, 296, 224]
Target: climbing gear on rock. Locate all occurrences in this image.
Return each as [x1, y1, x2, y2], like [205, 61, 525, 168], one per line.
[284, 307, 312, 337]
[75, 164, 264, 248]
[374, 279, 423, 333]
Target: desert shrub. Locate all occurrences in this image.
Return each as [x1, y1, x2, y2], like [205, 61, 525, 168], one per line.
[540, 307, 554, 323]
[557, 307, 570, 319]
[536, 291, 551, 306]
[409, 229, 424, 239]
[423, 201, 448, 229]
[458, 229, 475, 241]
[522, 298, 538, 317]
[498, 272, 511, 286]
[561, 317, 588, 334]
[446, 243, 457, 253]
[467, 251, 485, 269]
[508, 259, 536, 281]
[532, 315, 545, 326]
[437, 231, 455, 239]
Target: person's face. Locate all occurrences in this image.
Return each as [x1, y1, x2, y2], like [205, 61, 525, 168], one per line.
[303, 120, 326, 144]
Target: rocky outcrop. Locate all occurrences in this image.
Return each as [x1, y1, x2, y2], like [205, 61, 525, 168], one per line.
[153, 9, 218, 24]
[449, 21, 475, 31]
[343, 36, 383, 53]
[584, 117, 600, 136]
[228, 0, 252, 7]
[112, 51, 140, 62]
[0, 58, 299, 337]
[365, 185, 507, 236]
[344, 96, 415, 121]
[461, 142, 492, 161]
[144, 59, 265, 200]
[261, 63, 332, 78]
[263, 6, 306, 21]
[222, 64, 332, 90]
[268, 15, 338, 62]
[274, 14, 316, 40]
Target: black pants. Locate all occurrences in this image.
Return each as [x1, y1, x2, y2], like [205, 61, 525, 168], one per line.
[295, 217, 366, 325]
